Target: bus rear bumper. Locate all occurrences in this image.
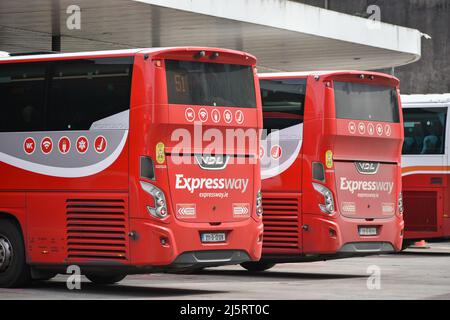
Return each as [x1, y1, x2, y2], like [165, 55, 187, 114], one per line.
[129, 218, 263, 268]
[338, 242, 395, 253]
[303, 214, 404, 255]
[172, 250, 250, 268]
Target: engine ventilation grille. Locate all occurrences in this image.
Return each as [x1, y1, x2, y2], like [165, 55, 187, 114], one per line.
[66, 198, 128, 261]
[262, 194, 300, 253]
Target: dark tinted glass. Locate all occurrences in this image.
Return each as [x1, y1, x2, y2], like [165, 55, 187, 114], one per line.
[402, 107, 447, 155]
[48, 57, 133, 130]
[0, 62, 46, 132]
[165, 60, 256, 108]
[260, 78, 306, 135]
[334, 81, 400, 123]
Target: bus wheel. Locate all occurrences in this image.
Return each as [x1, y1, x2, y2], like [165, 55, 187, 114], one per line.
[401, 240, 414, 251]
[85, 273, 126, 285]
[0, 220, 31, 288]
[240, 261, 276, 272]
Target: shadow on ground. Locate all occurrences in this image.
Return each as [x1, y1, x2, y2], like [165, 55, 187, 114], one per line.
[398, 251, 450, 257]
[190, 269, 367, 280]
[20, 280, 226, 299]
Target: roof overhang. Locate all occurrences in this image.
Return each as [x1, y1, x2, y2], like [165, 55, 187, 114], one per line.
[0, 0, 422, 71]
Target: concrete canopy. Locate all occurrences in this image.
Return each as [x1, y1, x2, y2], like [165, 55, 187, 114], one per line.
[0, 0, 422, 71]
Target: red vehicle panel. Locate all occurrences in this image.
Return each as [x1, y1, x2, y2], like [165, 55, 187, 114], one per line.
[0, 47, 263, 286]
[249, 71, 404, 269]
[401, 94, 450, 241]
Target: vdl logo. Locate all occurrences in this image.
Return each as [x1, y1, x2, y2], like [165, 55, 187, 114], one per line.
[195, 154, 228, 170]
[355, 161, 379, 175]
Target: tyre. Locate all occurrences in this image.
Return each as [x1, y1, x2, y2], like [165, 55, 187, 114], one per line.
[401, 240, 413, 251]
[0, 219, 31, 288]
[85, 273, 126, 285]
[240, 261, 276, 272]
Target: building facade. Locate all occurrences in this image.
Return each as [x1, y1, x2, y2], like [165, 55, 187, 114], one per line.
[299, 0, 450, 94]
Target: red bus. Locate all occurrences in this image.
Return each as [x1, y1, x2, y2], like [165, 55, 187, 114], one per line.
[0, 47, 263, 287]
[401, 94, 450, 243]
[241, 71, 404, 271]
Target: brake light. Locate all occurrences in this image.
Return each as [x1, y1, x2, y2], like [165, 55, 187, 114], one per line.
[256, 190, 263, 216]
[398, 192, 404, 215]
[312, 182, 335, 214]
[140, 181, 168, 219]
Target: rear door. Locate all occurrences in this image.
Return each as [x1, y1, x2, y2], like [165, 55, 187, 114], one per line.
[162, 58, 260, 223]
[332, 79, 403, 220]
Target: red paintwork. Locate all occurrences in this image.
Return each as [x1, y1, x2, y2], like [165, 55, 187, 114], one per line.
[0, 47, 263, 267]
[402, 174, 450, 240]
[259, 71, 404, 257]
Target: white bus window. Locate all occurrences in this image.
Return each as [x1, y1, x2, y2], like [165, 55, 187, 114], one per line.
[402, 107, 447, 155]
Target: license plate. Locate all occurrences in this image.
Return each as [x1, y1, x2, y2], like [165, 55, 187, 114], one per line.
[359, 227, 378, 236]
[201, 232, 226, 243]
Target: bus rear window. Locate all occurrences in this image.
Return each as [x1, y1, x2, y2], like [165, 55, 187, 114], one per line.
[334, 81, 400, 123]
[165, 60, 256, 108]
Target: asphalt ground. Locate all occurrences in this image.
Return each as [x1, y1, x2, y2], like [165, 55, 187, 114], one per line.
[1, 240, 449, 300]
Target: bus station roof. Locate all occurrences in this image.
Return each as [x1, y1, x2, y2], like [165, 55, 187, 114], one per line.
[0, 0, 423, 71]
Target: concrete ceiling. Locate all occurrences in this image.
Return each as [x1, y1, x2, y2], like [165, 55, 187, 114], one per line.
[0, 0, 423, 72]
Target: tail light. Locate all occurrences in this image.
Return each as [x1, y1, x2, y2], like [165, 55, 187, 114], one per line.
[140, 181, 168, 219]
[312, 182, 335, 214]
[398, 192, 404, 215]
[256, 190, 263, 216]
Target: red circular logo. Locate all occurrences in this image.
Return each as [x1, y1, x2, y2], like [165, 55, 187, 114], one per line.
[94, 135, 107, 154]
[358, 122, 366, 135]
[348, 122, 356, 134]
[40, 137, 53, 154]
[76, 136, 89, 154]
[198, 108, 208, 122]
[259, 146, 265, 159]
[367, 123, 375, 136]
[185, 107, 195, 122]
[223, 109, 233, 124]
[211, 109, 221, 123]
[384, 124, 392, 137]
[58, 136, 71, 154]
[270, 145, 282, 160]
[376, 124, 383, 136]
[235, 110, 244, 124]
[23, 137, 36, 155]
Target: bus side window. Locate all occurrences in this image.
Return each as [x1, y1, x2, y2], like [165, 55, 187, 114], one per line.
[0, 63, 46, 132]
[47, 57, 134, 131]
[402, 107, 447, 155]
[260, 78, 306, 138]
